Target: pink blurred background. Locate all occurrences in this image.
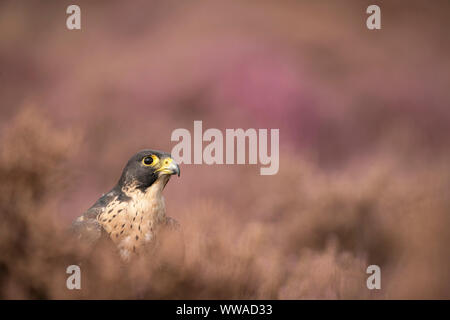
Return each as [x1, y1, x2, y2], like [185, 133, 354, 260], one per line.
[1, 0, 450, 299]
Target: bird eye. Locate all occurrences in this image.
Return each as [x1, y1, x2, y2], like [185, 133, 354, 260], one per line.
[142, 156, 153, 166]
[142, 155, 159, 166]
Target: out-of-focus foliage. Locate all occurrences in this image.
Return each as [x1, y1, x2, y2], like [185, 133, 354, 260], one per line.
[0, 0, 449, 299]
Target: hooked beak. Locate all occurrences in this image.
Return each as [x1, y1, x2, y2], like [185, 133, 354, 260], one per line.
[155, 157, 180, 177]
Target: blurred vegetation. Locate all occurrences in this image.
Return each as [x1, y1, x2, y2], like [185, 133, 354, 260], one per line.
[0, 0, 449, 299]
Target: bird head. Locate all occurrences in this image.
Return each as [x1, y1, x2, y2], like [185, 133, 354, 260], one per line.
[117, 149, 180, 192]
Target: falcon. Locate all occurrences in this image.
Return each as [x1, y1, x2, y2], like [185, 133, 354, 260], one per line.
[72, 149, 180, 261]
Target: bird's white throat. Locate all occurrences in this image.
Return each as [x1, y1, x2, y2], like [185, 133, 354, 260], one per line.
[122, 176, 169, 223]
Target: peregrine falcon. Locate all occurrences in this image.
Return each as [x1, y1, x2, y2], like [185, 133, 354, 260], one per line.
[72, 149, 180, 261]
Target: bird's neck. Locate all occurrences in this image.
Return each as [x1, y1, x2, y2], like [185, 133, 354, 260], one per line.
[121, 176, 170, 222]
[142, 176, 169, 200]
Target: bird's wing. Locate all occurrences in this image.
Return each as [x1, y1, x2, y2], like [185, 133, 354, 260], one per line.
[70, 191, 117, 245]
[71, 206, 106, 245]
